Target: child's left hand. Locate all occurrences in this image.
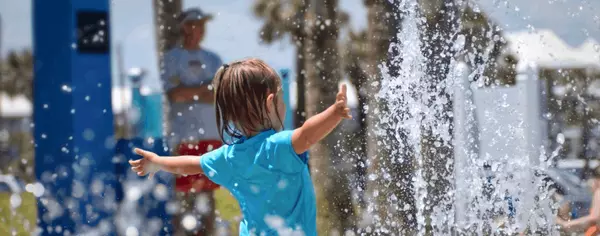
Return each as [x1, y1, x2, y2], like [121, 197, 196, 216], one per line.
[335, 84, 352, 119]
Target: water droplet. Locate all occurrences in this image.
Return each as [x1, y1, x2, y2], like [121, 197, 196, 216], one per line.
[368, 174, 377, 181]
[153, 184, 169, 201]
[126, 186, 142, 201]
[85, 96, 90, 101]
[10, 194, 21, 209]
[181, 214, 197, 230]
[250, 185, 260, 194]
[277, 179, 288, 189]
[41, 134, 47, 139]
[125, 226, 139, 236]
[61, 85, 72, 92]
[25, 183, 45, 197]
[43, 104, 49, 109]
[557, 133, 565, 145]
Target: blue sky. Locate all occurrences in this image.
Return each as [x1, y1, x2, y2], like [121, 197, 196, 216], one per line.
[1, 0, 599, 91]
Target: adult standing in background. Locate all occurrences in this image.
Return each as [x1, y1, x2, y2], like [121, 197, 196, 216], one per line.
[161, 7, 222, 236]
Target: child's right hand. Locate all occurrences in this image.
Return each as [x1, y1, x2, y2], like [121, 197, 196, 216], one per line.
[335, 84, 352, 119]
[129, 148, 161, 179]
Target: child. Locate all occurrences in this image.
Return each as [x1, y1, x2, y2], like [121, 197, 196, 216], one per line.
[129, 58, 352, 235]
[556, 165, 600, 235]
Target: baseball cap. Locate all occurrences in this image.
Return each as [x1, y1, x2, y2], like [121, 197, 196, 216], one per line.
[178, 8, 213, 25]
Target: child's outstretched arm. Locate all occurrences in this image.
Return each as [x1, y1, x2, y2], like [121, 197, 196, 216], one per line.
[291, 84, 352, 154]
[129, 148, 204, 178]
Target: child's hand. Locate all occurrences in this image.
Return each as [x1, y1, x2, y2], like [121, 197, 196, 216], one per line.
[129, 148, 161, 179]
[335, 84, 352, 119]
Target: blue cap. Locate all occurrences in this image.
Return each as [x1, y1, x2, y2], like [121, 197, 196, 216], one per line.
[178, 8, 213, 25]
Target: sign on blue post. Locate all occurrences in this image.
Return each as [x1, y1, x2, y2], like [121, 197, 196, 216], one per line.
[279, 69, 293, 130]
[33, 0, 116, 234]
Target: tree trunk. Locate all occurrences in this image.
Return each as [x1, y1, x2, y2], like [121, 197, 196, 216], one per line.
[153, 0, 181, 142]
[419, 0, 461, 233]
[295, 42, 307, 127]
[345, 52, 369, 208]
[154, 0, 182, 55]
[362, 0, 417, 233]
[305, 0, 355, 234]
[293, 1, 308, 129]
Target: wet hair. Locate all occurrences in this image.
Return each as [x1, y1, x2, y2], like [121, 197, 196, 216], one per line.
[213, 58, 284, 144]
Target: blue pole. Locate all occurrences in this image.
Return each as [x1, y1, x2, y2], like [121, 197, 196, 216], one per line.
[141, 94, 164, 138]
[33, 0, 115, 234]
[280, 69, 294, 130]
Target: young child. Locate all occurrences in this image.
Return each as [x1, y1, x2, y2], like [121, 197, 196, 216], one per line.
[556, 165, 600, 235]
[129, 58, 351, 235]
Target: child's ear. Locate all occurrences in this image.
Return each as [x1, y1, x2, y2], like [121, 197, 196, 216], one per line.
[266, 93, 275, 111]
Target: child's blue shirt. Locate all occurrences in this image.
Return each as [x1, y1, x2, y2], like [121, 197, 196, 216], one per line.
[200, 129, 317, 236]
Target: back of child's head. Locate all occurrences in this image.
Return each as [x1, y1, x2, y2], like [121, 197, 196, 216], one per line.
[213, 58, 283, 144]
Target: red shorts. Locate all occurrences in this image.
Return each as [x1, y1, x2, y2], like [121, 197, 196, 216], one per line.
[175, 140, 223, 192]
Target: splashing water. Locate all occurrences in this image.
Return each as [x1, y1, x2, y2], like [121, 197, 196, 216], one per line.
[372, 0, 559, 234]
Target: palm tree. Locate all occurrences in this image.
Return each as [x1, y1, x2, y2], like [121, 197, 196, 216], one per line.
[0, 50, 34, 100]
[253, 0, 308, 127]
[153, 0, 182, 56]
[0, 49, 35, 182]
[302, 0, 354, 233]
[352, 0, 419, 233]
[417, 0, 518, 232]
[341, 29, 369, 208]
[153, 0, 181, 144]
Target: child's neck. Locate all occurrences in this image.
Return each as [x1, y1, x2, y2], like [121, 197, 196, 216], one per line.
[242, 126, 275, 139]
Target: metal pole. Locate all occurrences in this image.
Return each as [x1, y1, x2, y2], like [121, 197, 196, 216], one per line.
[0, 13, 3, 60]
[0, 13, 3, 59]
[117, 42, 129, 138]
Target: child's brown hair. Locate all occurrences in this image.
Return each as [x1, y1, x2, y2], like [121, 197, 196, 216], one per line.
[213, 58, 284, 144]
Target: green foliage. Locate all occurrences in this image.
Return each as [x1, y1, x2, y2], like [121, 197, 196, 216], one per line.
[0, 49, 34, 100]
[0, 192, 37, 236]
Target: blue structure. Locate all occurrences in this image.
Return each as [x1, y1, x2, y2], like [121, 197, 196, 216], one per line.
[33, 1, 172, 235]
[129, 70, 164, 138]
[130, 92, 164, 138]
[279, 69, 294, 130]
[33, 0, 115, 234]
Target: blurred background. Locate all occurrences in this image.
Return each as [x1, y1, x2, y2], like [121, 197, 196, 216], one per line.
[0, 0, 599, 235]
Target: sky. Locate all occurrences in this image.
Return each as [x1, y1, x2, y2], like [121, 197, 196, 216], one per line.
[0, 0, 599, 91]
